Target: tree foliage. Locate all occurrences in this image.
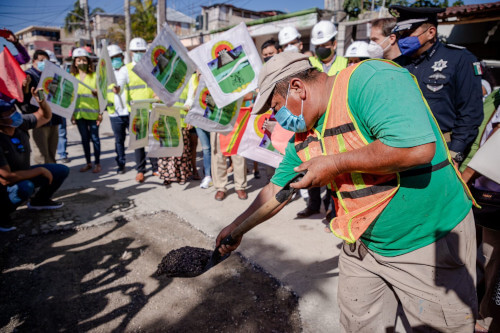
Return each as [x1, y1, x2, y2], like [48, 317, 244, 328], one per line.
[64, 0, 104, 33]
[131, 0, 157, 42]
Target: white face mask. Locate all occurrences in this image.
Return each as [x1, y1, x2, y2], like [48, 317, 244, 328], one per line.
[367, 36, 391, 59]
[284, 44, 299, 53]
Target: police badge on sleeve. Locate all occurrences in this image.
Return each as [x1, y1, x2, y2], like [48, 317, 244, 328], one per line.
[473, 62, 483, 76]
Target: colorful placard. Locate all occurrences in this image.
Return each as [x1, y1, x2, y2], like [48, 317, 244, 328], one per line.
[147, 103, 184, 158]
[237, 110, 285, 168]
[133, 23, 196, 106]
[33, 61, 78, 120]
[185, 78, 243, 135]
[95, 43, 117, 112]
[128, 100, 151, 150]
[188, 22, 262, 108]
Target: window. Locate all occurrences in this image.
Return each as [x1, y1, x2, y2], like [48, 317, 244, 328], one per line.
[29, 44, 34, 50]
[54, 44, 62, 55]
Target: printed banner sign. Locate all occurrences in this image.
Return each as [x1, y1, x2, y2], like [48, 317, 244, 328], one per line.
[128, 100, 151, 150]
[188, 22, 262, 108]
[147, 104, 184, 158]
[185, 78, 243, 134]
[237, 110, 284, 168]
[96, 43, 117, 112]
[133, 23, 196, 106]
[219, 107, 252, 156]
[33, 61, 78, 120]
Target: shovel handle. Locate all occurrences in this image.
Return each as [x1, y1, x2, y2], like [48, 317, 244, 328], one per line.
[229, 172, 305, 240]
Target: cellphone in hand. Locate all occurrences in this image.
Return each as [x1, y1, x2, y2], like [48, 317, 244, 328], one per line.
[37, 90, 45, 101]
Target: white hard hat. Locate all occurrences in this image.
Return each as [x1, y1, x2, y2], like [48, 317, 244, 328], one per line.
[129, 37, 147, 51]
[311, 21, 338, 46]
[107, 44, 123, 58]
[44, 49, 59, 64]
[344, 41, 371, 58]
[278, 26, 301, 46]
[72, 47, 90, 58]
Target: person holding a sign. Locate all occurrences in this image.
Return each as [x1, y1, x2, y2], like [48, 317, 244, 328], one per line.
[215, 53, 477, 332]
[0, 94, 69, 232]
[70, 48, 102, 174]
[127, 38, 159, 183]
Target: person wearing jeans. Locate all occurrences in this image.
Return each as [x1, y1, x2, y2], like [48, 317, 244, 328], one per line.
[0, 96, 69, 232]
[70, 47, 102, 173]
[57, 117, 69, 163]
[75, 118, 100, 170]
[195, 127, 212, 188]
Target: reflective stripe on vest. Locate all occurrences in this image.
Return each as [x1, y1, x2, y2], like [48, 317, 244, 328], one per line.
[74, 72, 99, 120]
[295, 59, 477, 243]
[309, 55, 349, 76]
[295, 60, 400, 243]
[126, 63, 154, 104]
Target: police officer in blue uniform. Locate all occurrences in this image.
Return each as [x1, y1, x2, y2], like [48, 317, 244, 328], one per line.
[389, 5, 484, 165]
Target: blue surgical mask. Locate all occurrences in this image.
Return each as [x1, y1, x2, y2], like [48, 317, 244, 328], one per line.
[397, 36, 422, 56]
[3, 110, 23, 128]
[274, 84, 307, 133]
[36, 61, 45, 72]
[133, 52, 143, 62]
[112, 57, 123, 69]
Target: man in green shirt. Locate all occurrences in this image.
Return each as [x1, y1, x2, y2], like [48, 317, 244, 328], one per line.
[216, 52, 476, 332]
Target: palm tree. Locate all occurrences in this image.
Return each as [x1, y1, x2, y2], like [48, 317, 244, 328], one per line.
[131, 0, 157, 42]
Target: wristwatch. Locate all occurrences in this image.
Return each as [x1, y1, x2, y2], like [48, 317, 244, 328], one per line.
[451, 151, 464, 163]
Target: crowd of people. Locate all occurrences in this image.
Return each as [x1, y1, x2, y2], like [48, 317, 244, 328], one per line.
[0, 4, 499, 332]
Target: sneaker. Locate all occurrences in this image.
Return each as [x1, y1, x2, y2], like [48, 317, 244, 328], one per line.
[28, 199, 64, 210]
[0, 217, 16, 232]
[60, 157, 71, 164]
[200, 176, 213, 189]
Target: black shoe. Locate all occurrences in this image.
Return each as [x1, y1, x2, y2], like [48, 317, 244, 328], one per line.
[117, 166, 126, 174]
[28, 199, 64, 210]
[0, 217, 16, 232]
[59, 157, 71, 164]
[254, 170, 261, 179]
[296, 207, 320, 218]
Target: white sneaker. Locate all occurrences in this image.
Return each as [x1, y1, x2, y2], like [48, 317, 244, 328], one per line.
[200, 176, 213, 189]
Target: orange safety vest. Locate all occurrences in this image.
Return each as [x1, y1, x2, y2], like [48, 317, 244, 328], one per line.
[295, 60, 477, 243]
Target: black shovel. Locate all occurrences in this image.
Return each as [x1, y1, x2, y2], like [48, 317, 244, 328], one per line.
[157, 172, 305, 278]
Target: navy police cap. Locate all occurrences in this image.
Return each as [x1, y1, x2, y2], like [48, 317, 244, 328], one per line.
[389, 5, 445, 33]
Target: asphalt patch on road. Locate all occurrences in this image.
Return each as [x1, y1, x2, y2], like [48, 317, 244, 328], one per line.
[0, 211, 301, 332]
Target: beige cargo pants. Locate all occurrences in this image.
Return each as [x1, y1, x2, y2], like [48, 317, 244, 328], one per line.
[338, 209, 477, 333]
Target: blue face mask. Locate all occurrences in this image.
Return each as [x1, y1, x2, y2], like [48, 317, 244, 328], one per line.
[133, 52, 143, 63]
[397, 36, 422, 56]
[112, 57, 123, 69]
[36, 61, 45, 72]
[2, 110, 23, 128]
[274, 84, 307, 133]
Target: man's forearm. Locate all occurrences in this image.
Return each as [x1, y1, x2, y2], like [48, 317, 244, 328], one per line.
[1, 167, 45, 185]
[34, 101, 52, 128]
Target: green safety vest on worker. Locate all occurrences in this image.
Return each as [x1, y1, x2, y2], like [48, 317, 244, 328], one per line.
[74, 72, 99, 120]
[106, 63, 154, 115]
[175, 73, 198, 128]
[309, 55, 348, 76]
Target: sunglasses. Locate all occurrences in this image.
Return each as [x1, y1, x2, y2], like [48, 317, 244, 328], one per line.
[10, 137, 25, 153]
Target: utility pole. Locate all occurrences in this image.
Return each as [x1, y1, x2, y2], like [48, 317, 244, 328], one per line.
[125, 0, 131, 64]
[158, 0, 166, 35]
[80, 0, 91, 43]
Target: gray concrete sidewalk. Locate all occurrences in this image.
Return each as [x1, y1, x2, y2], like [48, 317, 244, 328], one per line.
[24, 113, 344, 332]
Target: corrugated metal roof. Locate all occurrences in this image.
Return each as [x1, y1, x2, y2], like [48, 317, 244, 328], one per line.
[166, 8, 195, 24]
[439, 1, 500, 19]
